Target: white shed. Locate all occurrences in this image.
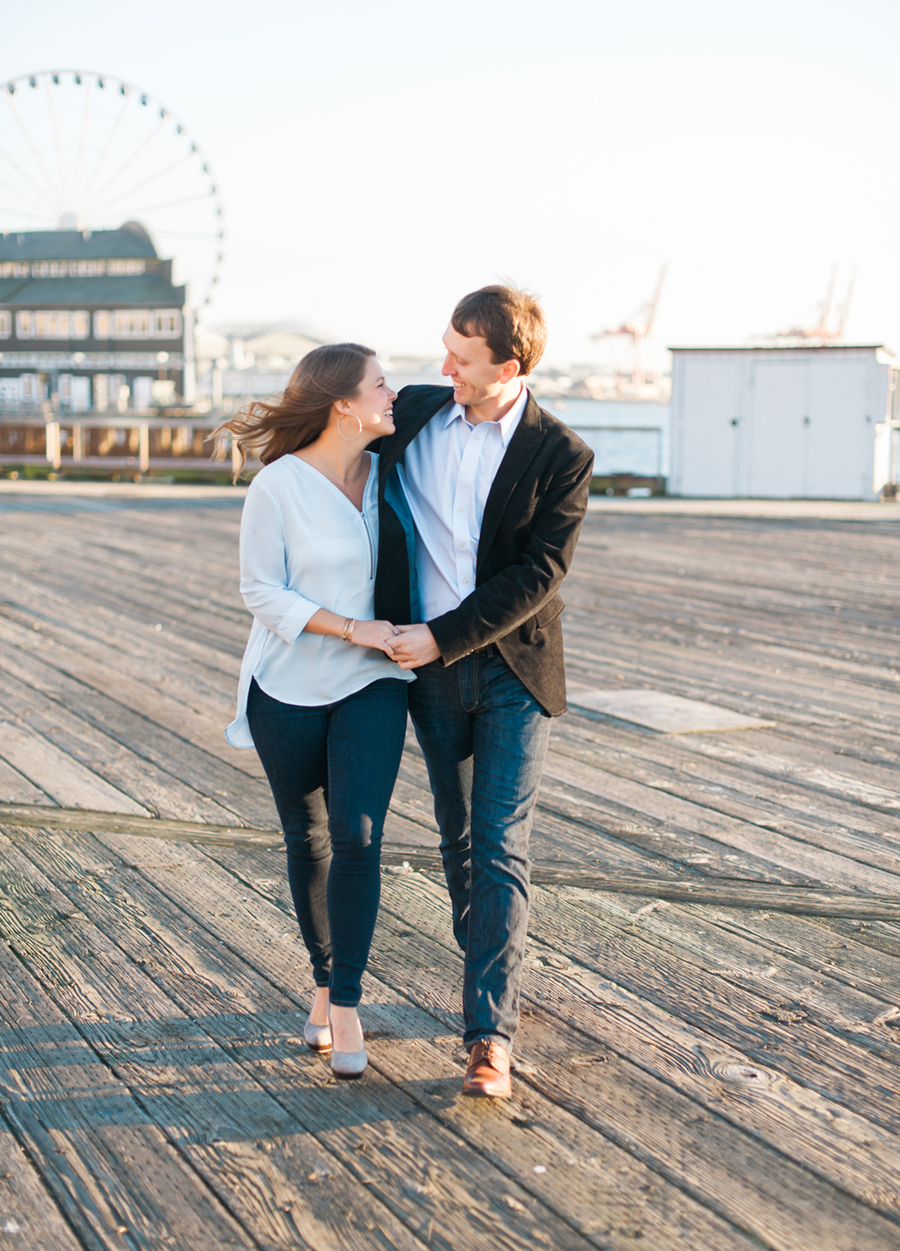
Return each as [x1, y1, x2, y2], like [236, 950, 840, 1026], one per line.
[669, 345, 899, 499]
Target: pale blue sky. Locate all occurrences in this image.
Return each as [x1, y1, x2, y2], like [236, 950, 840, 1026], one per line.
[3, 0, 899, 363]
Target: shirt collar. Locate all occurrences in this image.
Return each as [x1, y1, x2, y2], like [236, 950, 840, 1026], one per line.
[441, 383, 529, 447]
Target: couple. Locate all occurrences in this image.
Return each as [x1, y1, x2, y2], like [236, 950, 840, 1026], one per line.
[224, 285, 593, 1095]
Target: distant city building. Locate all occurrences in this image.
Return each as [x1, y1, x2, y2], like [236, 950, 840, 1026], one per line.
[0, 222, 192, 413]
[669, 344, 900, 500]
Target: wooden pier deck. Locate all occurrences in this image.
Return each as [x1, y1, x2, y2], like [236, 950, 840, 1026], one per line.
[1, 482, 899, 1251]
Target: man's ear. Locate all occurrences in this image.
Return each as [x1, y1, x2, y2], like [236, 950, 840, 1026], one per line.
[499, 359, 521, 384]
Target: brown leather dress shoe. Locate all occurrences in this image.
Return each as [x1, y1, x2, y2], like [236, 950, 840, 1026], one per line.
[462, 1040, 512, 1099]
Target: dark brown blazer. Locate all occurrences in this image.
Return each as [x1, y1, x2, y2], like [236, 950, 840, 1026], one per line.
[375, 385, 594, 716]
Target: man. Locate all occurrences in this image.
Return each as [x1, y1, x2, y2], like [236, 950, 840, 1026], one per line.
[376, 285, 593, 1098]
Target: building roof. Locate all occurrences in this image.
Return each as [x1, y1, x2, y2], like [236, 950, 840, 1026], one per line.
[0, 222, 158, 262]
[668, 343, 887, 353]
[0, 274, 185, 307]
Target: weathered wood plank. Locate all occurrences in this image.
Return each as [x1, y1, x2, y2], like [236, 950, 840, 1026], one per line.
[538, 750, 900, 894]
[5, 825, 628, 1251]
[0, 1120, 84, 1251]
[671, 904, 900, 1008]
[0, 720, 148, 814]
[0, 757, 54, 806]
[177, 835, 900, 1249]
[518, 882, 900, 1134]
[371, 869, 900, 1235]
[0, 937, 256, 1251]
[63, 826, 798, 1251]
[0, 669, 237, 825]
[7, 808, 899, 920]
[552, 718, 900, 851]
[0, 643, 277, 826]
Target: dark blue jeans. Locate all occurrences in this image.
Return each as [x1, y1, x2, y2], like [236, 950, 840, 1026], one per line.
[246, 676, 408, 1007]
[408, 648, 551, 1051]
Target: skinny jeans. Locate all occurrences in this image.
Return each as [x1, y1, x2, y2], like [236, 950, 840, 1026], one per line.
[246, 675, 408, 1007]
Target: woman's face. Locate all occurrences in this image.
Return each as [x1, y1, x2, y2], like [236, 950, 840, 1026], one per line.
[341, 356, 397, 438]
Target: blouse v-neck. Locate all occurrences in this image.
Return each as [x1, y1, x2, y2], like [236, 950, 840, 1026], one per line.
[290, 450, 371, 512]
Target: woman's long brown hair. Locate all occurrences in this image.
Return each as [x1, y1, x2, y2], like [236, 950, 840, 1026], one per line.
[216, 342, 375, 478]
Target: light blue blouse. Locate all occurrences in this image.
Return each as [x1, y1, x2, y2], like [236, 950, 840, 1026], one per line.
[225, 452, 414, 748]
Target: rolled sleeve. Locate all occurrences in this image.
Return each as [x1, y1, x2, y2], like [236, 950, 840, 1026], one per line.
[239, 480, 321, 643]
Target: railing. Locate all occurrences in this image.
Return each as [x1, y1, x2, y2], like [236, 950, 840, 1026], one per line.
[0, 413, 241, 476]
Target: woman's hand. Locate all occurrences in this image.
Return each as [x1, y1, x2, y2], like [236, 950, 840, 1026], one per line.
[350, 618, 400, 655]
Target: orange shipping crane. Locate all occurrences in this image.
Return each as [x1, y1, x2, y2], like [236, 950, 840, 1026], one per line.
[773, 265, 857, 343]
[591, 265, 667, 389]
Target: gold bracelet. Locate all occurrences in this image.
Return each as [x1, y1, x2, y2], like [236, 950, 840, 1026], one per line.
[341, 618, 355, 642]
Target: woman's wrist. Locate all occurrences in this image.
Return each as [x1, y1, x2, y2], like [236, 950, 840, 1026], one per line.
[341, 617, 356, 643]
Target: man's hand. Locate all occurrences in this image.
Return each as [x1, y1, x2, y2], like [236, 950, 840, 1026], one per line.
[386, 623, 441, 669]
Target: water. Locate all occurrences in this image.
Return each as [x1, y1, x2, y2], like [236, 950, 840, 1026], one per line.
[540, 398, 670, 477]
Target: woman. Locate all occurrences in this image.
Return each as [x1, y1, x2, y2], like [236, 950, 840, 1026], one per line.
[222, 343, 413, 1079]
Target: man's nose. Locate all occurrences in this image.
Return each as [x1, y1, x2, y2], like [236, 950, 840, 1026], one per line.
[441, 356, 454, 377]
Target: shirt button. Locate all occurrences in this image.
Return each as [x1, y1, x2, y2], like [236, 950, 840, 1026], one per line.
[463, 578, 469, 584]
[458, 541, 465, 548]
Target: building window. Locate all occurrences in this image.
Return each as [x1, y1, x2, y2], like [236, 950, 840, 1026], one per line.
[114, 310, 152, 338]
[108, 259, 146, 276]
[0, 311, 10, 339]
[0, 262, 29, 278]
[93, 374, 128, 413]
[71, 311, 90, 339]
[21, 374, 45, 402]
[34, 311, 69, 338]
[94, 310, 111, 339]
[31, 311, 88, 339]
[93, 374, 109, 412]
[16, 311, 34, 338]
[133, 376, 154, 409]
[153, 309, 182, 338]
[59, 374, 91, 412]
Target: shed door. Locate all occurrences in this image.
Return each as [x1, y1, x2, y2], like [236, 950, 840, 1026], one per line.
[679, 359, 742, 496]
[806, 360, 869, 498]
[747, 361, 808, 497]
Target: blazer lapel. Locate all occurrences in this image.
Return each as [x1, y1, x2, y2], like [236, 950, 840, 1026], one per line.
[378, 387, 452, 485]
[477, 394, 544, 567]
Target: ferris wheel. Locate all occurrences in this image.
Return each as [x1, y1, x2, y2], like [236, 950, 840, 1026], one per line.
[0, 69, 224, 309]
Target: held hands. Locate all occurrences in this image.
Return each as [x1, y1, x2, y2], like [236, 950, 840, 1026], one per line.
[350, 619, 403, 655]
[339, 617, 440, 667]
[383, 623, 441, 669]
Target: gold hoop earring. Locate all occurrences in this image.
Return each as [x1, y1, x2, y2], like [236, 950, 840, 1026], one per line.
[338, 412, 363, 441]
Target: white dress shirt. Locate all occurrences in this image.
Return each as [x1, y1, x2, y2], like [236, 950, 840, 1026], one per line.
[226, 452, 413, 748]
[398, 386, 529, 621]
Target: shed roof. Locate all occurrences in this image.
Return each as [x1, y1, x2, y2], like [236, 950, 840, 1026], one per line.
[0, 223, 158, 262]
[668, 343, 887, 353]
[0, 274, 185, 307]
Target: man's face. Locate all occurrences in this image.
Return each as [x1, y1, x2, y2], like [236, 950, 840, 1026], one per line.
[441, 324, 518, 409]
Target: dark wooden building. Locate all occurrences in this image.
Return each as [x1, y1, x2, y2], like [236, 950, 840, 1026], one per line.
[0, 222, 191, 414]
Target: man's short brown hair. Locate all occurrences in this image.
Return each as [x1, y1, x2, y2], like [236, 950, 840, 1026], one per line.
[451, 284, 547, 376]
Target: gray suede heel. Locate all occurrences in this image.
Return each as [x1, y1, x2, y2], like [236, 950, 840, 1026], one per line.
[303, 1019, 332, 1053]
[330, 1045, 368, 1080]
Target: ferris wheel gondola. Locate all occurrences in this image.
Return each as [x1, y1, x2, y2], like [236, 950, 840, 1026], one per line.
[0, 69, 224, 309]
